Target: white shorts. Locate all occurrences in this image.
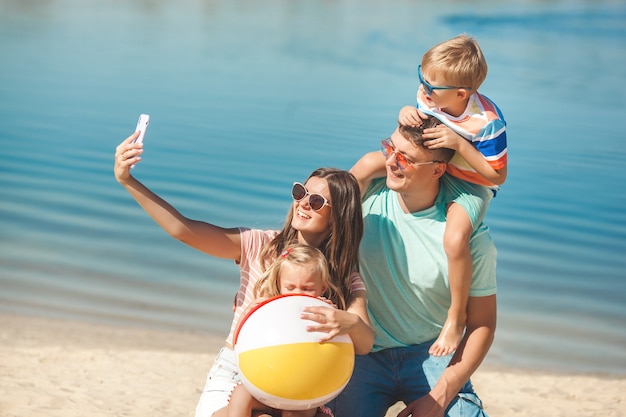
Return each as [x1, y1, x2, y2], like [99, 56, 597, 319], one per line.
[195, 347, 240, 417]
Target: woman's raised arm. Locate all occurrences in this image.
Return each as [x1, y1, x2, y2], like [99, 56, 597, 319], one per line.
[114, 132, 242, 261]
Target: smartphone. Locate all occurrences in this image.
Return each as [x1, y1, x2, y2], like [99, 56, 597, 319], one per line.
[131, 114, 149, 169]
[133, 114, 150, 144]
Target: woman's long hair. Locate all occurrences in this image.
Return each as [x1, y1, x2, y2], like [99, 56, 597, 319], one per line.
[258, 168, 364, 310]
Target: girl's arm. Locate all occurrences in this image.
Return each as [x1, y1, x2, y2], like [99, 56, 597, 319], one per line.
[114, 132, 242, 261]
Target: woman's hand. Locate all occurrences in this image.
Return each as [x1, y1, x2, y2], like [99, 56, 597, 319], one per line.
[300, 306, 359, 343]
[114, 131, 143, 184]
[315, 296, 337, 308]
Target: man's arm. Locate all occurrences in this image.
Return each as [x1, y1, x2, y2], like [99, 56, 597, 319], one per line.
[398, 295, 497, 417]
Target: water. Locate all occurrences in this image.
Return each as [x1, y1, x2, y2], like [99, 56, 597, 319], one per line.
[1, 0, 625, 376]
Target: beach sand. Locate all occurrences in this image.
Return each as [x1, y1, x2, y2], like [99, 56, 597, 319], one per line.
[1, 313, 623, 417]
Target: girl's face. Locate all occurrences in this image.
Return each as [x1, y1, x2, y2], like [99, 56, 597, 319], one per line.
[279, 262, 326, 298]
[291, 176, 332, 247]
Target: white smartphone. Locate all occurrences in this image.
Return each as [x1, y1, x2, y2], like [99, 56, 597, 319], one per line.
[131, 114, 149, 169]
[133, 114, 150, 144]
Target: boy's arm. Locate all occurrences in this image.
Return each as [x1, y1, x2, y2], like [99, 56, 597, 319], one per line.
[399, 105, 424, 126]
[349, 151, 387, 197]
[424, 126, 507, 186]
[455, 138, 507, 185]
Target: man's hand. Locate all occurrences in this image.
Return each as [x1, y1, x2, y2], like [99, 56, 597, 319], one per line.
[397, 393, 446, 417]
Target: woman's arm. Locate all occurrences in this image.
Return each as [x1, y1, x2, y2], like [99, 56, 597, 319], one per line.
[301, 289, 375, 355]
[114, 132, 242, 261]
[342, 289, 376, 354]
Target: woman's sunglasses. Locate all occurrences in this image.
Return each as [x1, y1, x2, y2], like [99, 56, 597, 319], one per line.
[291, 182, 331, 211]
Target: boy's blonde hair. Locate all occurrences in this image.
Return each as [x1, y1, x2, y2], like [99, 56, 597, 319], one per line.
[254, 244, 342, 306]
[421, 34, 488, 92]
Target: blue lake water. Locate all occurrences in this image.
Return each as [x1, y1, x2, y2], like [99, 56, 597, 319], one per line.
[1, 0, 625, 376]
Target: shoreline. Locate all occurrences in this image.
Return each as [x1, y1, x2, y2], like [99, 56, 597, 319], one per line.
[1, 313, 624, 417]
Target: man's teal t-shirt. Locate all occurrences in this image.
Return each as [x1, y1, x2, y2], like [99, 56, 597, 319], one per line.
[360, 178, 497, 352]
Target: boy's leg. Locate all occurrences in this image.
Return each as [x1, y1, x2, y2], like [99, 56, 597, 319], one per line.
[431, 202, 472, 356]
[434, 175, 493, 357]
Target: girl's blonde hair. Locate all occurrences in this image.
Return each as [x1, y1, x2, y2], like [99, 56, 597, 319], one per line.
[254, 244, 341, 304]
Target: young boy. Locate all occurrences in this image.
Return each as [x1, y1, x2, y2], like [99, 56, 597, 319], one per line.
[353, 34, 507, 356]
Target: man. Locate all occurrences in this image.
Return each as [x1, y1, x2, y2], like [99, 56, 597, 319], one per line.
[331, 120, 497, 417]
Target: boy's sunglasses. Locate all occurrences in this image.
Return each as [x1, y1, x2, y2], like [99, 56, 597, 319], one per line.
[418, 65, 472, 96]
[291, 182, 331, 211]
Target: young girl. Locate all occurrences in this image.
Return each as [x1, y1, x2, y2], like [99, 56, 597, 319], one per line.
[114, 132, 374, 417]
[228, 244, 340, 417]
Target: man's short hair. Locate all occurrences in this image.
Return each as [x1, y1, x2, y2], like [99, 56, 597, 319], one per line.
[398, 118, 455, 163]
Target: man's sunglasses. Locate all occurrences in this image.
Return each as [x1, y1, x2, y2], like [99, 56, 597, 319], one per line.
[291, 182, 331, 211]
[381, 139, 441, 171]
[418, 65, 472, 96]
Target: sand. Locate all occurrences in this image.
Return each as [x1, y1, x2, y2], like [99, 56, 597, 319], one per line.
[0, 313, 623, 417]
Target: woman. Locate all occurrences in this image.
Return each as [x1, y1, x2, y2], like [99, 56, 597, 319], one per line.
[114, 131, 374, 417]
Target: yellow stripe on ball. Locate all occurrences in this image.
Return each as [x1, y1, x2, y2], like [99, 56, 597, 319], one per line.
[238, 341, 354, 400]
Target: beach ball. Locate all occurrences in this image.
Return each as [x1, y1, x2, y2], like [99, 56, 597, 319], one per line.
[234, 294, 354, 410]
